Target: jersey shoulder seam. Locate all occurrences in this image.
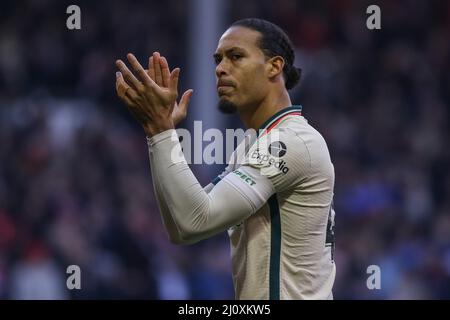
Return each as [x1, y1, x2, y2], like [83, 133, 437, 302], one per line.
[282, 127, 313, 170]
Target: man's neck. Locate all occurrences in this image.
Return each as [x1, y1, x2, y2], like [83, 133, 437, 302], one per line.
[239, 90, 292, 131]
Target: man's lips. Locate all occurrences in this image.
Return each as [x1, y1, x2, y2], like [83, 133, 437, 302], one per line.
[217, 79, 234, 87]
[217, 80, 235, 94]
[217, 85, 234, 95]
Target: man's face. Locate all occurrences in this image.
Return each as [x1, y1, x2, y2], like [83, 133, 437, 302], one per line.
[214, 26, 269, 113]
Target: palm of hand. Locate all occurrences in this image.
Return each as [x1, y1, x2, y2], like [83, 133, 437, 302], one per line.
[146, 53, 192, 126]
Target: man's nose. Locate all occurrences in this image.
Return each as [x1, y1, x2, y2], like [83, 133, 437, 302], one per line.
[215, 60, 228, 78]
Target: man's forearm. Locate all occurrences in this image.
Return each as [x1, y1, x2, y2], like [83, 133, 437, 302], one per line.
[148, 137, 217, 244]
[147, 129, 255, 243]
[148, 143, 187, 244]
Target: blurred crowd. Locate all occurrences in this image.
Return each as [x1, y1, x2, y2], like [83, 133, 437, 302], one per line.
[1, 0, 449, 299]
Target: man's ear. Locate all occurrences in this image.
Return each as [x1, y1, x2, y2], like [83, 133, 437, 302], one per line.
[267, 56, 285, 79]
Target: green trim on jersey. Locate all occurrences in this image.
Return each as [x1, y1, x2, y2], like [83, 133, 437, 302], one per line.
[257, 105, 303, 136]
[211, 176, 221, 185]
[269, 194, 281, 300]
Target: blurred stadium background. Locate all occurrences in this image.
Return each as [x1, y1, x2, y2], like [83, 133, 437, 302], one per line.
[0, 0, 449, 299]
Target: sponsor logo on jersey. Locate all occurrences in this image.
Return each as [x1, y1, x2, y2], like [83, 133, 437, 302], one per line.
[250, 146, 290, 174]
[233, 170, 256, 186]
[268, 141, 287, 157]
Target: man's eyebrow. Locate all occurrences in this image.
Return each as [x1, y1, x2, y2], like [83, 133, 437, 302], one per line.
[213, 47, 247, 59]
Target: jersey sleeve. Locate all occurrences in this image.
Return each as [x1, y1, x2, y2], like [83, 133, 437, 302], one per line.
[148, 129, 275, 244]
[204, 157, 235, 193]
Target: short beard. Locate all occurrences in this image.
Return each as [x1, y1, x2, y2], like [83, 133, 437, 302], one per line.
[218, 98, 238, 114]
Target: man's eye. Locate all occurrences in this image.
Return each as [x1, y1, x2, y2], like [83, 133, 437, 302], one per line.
[231, 54, 242, 61]
[214, 57, 222, 65]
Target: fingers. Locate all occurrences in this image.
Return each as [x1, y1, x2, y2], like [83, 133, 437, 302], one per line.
[122, 91, 136, 107]
[116, 52, 180, 102]
[160, 56, 170, 87]
[147, 53, 172, 88]
[178, 89, 194, 114]
[116, 59, 144, 91]
[116, 72, 137, 107]
[148, 57, 155, 80]
[116, 71, 132, 98]
[169, 68, 180, 94]
[126, 53, 155, 88]
[153, 52, 163, 86]
[116, 71, 153, 125]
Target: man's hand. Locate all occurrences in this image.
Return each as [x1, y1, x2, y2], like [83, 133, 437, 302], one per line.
[115, 52, 193, 137]
[148, 53, 193, 126]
